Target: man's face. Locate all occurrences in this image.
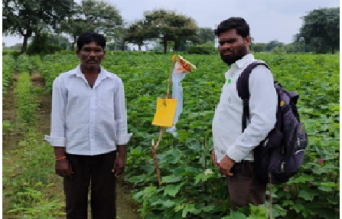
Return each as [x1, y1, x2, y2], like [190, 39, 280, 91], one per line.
[77, 42, 106, 71]
[218, 29, 250, 65]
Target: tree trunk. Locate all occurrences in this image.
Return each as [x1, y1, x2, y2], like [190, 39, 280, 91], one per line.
[138, 45, 141, 51]
[163, 40, 167, 54]
[20, 29, 33, 54]
[332, 46, 334, 54]
[71, 35, 76, 51]
[21, 36, 29, 54]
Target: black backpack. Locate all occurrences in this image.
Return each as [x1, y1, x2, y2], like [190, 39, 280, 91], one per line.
[237, 61, 308, 184]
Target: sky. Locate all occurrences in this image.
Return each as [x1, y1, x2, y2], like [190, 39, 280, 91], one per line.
[2, 0, 340, 47]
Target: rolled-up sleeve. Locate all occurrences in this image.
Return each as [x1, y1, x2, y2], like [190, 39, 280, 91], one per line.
[226, 65, 277, 162]
[44, 76, 67, 147]
[114, 78, 133, 145]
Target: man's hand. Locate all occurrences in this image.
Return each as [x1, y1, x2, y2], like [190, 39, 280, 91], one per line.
[112, 155, 125, 177]
[219, 155, 235, 177]
[112, 145, 126, 177]
[55, 159, 73, 178]
[211, 150, 219, 167]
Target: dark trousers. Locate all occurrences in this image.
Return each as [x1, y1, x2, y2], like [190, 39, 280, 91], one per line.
[226, 161, 266, 211]
[64, 151, 117, 219]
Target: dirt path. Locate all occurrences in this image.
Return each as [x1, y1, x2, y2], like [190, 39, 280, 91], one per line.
[3, 73, 141, 219]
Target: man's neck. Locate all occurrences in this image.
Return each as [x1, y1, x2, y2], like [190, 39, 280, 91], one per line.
[81, 65, 100, 75]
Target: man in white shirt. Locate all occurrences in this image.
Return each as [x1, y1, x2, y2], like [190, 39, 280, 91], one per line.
[45, 33, 132, 219]
[211, 17, 277, 210]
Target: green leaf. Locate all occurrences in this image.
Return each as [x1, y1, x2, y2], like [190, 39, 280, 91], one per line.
[18, 141, 27, 146]
[161, 175, 183, 184]
[202, 205, 215, 212]
[221, 211, 247, 219]
[182, 203, 199, 218]
[162, 199, 177, 208]
[164, 183, 184, 197]
[298, 190, 316, 201]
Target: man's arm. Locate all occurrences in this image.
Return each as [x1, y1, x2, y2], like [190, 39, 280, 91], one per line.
[226, 65, 278, 162]
[112, 78, 133, 176]
[114, 78, 132, 152]
[45, 77, 72, 177]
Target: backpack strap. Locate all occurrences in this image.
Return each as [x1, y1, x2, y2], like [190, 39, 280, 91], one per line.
[236, 61, 270, 132]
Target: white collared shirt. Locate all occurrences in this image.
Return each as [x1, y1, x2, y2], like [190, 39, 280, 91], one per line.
[45, 65, 132, 156]
[212, 54, 277, 163]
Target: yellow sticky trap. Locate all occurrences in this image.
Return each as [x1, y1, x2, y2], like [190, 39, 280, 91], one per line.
[152, 98, 177, 127]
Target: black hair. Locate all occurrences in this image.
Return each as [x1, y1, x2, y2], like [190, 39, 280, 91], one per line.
[214, 17, 250, 38]
[76, 33, 106, 50]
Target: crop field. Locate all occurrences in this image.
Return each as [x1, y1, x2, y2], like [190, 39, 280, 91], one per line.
[2, 52, 339, 219]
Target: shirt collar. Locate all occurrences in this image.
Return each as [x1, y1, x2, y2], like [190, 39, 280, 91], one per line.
[69, 65, 114, 79]
[231, 53, 254, 69]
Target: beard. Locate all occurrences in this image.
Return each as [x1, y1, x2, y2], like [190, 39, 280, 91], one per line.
[220, 46, 248, 65]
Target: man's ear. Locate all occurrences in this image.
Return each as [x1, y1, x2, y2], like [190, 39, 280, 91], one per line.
[244, 36, 252, 47]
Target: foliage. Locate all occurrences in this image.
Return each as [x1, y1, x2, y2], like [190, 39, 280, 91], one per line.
[143, 9, 199, 54]
[264, 40, 284, 52]
[296, 7, 339, 54]
[2, 0, 74, 53]
[17, 55, 34, 75]
[187, 45, 217, 55]
[3, 50, 22, 56]
[61, 0, 123, 50]
[251, 43, 266, 52]
[46, 33, 71, 50]
[2, 55, 16, 97]
[13, 73, 39, 125]
[3, 53, 339, 218]
[124, 20, 149, 50]
[3, 70, 64, 218]
[26, 33, 63, 55]
[197, 28, 215, 44]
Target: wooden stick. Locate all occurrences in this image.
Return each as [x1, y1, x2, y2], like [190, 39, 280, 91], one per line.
[152, 128, 164, 186]
[166, 59, 177, 98]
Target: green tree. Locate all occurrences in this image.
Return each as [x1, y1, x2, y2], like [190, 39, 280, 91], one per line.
[61, 0, 123, 50]
[47, 34, 70, 50]
[296, 7, 339, 54]
[264, 40, 284, 52]
[252, 43, 266, 52]
[2, 0, 74, 53]
[26, 33, 62, 55]
[143, 9, 199, 54]
[197, 27, 215, 44]
[284, 41, 312, 53]
[124, 20, 149, 51]
[61, 18, 95, 50]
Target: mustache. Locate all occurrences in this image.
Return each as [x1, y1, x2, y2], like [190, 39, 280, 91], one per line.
[87, 60, 98, 63]
[221, 49, 234, 54]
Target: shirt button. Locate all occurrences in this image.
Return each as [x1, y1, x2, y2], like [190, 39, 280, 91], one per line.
[228, 97, 231, 103]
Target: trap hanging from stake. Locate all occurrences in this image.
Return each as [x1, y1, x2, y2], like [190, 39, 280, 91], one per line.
[151, 55, 197, 186]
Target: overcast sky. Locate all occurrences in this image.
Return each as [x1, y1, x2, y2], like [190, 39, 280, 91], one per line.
[2, 0, 340, 47]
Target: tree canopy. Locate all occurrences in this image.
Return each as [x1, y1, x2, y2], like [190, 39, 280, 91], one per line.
[296, 7, 339, 54]
[3, 0, 74, 53]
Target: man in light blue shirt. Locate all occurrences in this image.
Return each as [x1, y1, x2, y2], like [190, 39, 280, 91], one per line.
[45, 32, 132, 219]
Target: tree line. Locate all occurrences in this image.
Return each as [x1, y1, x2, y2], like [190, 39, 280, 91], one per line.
[2, 0, 339, 54]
